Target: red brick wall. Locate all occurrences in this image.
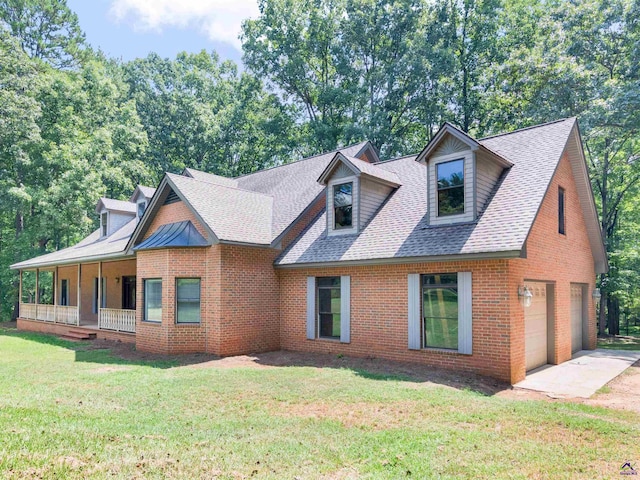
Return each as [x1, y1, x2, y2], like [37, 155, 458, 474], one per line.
[218, 244, 280, 356]
[17, 318, 136, 344]
[135, 200, 220, 355]
[101, 259, 136, 310]
[507, 152, 597, 382]
[278, 260, 514, 382]
[56, 265, 78, 306]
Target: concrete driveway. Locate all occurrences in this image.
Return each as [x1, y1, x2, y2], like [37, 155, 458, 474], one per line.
[515, 349, 640, 398]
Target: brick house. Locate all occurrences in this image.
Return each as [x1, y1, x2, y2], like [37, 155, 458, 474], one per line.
[12, 118, 607, 383]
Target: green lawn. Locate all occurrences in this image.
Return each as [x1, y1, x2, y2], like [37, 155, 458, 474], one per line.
[1, 329, 639, 479]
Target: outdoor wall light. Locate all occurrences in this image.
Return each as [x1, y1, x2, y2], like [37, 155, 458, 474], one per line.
[592, 288, 601, 301]
[115, 276, 120, 284]
[518, 286, 533, 308]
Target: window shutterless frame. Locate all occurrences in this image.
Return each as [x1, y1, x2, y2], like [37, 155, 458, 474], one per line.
[316, 276, 341, 339]
[436, 159, 465, 216]
[175, 278, 201, 324]
[558, 187, 566, 235]
[422, 273, 458, 350]
[143, 278, 162, 323]
[333, 182, 353, 229]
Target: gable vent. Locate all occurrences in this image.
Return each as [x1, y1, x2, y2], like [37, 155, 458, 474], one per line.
[163, 189, 180, 205]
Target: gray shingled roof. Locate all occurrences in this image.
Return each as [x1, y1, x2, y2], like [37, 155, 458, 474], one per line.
[167, 173, 274, 245]
[276, 118, 578, 266]
[183, 168, 239, 188]
[319, 153, 402, 186]
[96, 198, 136, 214]
[11, 218, 137, 269]
[235, 141, 370, 241]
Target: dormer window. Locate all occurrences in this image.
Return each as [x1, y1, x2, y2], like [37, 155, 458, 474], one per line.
[437, 159, 465, 216]
[137, 201, 146, 219]
[333, 182, 353, 229]
[101, 212, 108, 237]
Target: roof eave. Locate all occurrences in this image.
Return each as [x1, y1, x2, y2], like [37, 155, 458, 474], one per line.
[11, 251, 133, 270]
[275, 249, 523, 269]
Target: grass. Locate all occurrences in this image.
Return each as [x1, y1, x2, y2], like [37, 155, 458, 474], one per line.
[1, 330, 639, 479]
[598, 334, 640, 351]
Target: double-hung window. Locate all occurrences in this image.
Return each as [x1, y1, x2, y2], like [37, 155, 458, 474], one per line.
[333, 182, 353, 229]
[144, 279, 162, 323]
[437, 159, 464, 216]
[306, 276, 351, 343]
[317, 277, 341, 339]
[101, 212, 108, 237]
[422, 274, 458, 350]
[176, 278, 201, 324]
[408, 272, 472, 354]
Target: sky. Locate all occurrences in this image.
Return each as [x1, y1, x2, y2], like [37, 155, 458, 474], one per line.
[66, 0, 260, 63]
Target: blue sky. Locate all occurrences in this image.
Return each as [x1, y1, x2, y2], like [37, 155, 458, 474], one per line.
[67, 0, 259, 63]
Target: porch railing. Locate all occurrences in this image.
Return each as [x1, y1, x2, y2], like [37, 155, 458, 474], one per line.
[99, 308, 136, 333]
[19, 303, 79, 326]
[19, 303, 37, 320]
[36, 304, 56, 322]
[56, 305, 79, 325]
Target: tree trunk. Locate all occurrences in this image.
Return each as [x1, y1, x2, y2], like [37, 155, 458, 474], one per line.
[598, 284, 607, 335]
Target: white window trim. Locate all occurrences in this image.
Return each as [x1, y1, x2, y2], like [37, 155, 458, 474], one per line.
[327, 175, 359, 236]
[429, 151, 475, 225]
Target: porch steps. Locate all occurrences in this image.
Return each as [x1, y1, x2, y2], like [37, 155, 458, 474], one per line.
[62, 329, 97, 341]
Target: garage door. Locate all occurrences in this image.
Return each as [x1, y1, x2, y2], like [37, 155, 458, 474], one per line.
[525, 282, 548, 371]
[571, 285, 583, 354]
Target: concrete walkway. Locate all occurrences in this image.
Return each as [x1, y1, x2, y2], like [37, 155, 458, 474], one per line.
[515, 349, 640, 398]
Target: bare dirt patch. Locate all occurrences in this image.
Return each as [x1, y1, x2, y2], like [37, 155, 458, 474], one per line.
[584, 360, 640, 413]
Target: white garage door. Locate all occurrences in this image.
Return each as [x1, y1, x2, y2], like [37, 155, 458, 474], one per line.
[525, 282, 548, 371]
[571, 285, 583, 354]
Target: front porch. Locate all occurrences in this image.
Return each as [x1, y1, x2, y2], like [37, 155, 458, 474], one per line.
[18, 259, 137, 335]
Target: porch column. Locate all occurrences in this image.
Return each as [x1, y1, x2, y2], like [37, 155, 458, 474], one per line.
[97, 261, 102, 328]
[18, 270, 22, 309]
[53, 266, 58, 322]
[77, 264, 81, 326]
[35, 268, 39, 320]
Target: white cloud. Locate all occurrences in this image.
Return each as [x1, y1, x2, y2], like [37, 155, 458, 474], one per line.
[108, 0, 260, 48]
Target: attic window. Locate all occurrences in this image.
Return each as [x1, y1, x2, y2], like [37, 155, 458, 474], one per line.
[437, 159, 464, 216]
[101, 212, 108, 237]
[333, 182, 353, 229]
[137, 202, 146, 219]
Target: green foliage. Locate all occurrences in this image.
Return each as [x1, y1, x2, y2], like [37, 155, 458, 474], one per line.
[0, 0, 86, 67]
[0, 0, 639, 328]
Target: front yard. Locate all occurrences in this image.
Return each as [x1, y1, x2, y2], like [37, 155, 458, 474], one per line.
[1, 327, 639, 479]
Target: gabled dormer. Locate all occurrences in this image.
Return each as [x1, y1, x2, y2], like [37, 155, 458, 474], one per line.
[95, 198, 136, 238]
[318, 152, 401, 236]
[129, 185, 156, 221]
[416, 123, 512, 226]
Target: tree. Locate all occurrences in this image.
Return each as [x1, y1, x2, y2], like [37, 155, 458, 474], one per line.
[0, 0, 86, 68]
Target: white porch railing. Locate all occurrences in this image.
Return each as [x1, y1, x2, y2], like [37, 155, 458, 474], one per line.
[56, 305, 79, 325]
[19, 303, 79, 325]
[99, 308, 136, 333]
[36, 304, 56, 322]
[19, 303, 37, 320]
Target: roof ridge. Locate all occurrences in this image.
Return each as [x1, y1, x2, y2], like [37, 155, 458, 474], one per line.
[167, 172, 273, 200]
[233, 140, 370, 180]
[479, 117, 575, 141]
